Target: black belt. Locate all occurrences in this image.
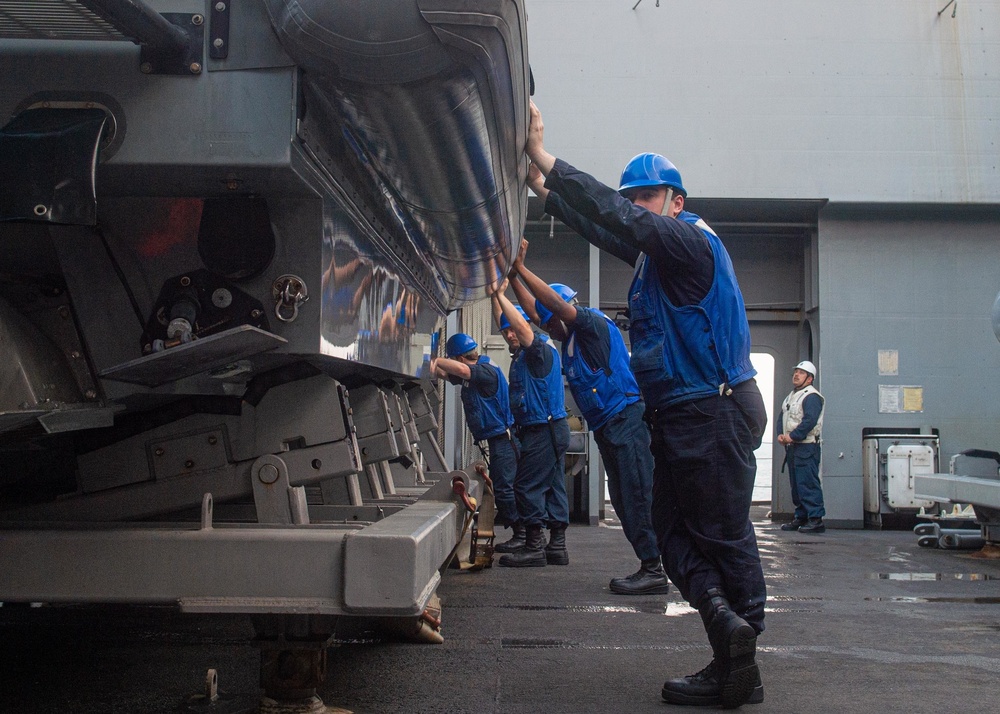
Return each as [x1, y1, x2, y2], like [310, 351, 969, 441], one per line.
[645, 379, 757, 423]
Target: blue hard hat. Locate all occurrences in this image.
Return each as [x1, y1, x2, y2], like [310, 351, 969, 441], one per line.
[549, 283, 577, 302]
[499, 306, 528, 331]
[618, 153, 686, 197]
[445, 333, 478, 358]
[535, 283, 576, 327]
[535, 300, 553, 327]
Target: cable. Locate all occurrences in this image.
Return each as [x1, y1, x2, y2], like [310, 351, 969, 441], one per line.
[95, 224, 146, 329]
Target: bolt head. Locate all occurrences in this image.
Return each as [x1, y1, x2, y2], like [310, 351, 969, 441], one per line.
[189, 62, 202, 74]
[258, 463, 280, 484]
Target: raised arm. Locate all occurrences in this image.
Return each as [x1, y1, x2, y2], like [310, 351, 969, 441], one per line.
[526, 101, 697, 265]
[496, 286, 534, 348]
[430, 356, 472, 382]
[525, 101, 556, 178]
[526, 162, 549, 202]
[545, 191, 641, 267]
[511, 239, 578, 324]
[531, 159, 640, 267]
[491, 288, 504, 330]
[506, 238, 543, 324]
[509, 274, 541, 326]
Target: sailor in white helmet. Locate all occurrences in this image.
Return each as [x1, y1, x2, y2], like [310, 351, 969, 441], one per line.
[778, 361, 826, 534]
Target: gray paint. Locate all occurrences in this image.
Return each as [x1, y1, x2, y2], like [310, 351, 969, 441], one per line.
[526, 2, 1000, 526]
[818, 210, 1000, 523]
[527, 1, 999, 203]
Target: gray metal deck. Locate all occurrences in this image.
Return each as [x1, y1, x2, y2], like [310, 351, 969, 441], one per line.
[2, 506, 999, 713]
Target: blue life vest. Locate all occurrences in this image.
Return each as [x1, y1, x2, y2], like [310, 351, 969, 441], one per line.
[562, 307, 641, 431]
[460, 356, 514, 441]
[627, 211, 756, 409]
[508, 335, 568, 426]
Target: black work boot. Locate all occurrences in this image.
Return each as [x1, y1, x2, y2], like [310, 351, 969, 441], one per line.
[494, 524, 526, 553]
[498, 525, 546, 567]
[544, 523, 569, 565]
[797, 517, 826, 534]
[696, 588, 758, 709]
[780, 518, 806, 531]
[661, 660, 764, 706]
[609, 558, 671, 595]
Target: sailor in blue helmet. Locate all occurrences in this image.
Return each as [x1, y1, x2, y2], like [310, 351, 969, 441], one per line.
[430, 333, 520, 533]
[506, 238, 668, 595]
[524, 101, 767, 709]
[490, 279, 571, 567]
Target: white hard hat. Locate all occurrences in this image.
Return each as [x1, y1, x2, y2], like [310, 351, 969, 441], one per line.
[794, 360, 817, 378]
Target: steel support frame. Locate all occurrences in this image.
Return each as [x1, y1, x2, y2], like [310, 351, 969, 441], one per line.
[915, 473, 1000, 510]
[0, 466, 482, 615]
[915, 473, 1000, 542]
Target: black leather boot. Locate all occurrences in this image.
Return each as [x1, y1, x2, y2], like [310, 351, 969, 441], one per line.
[661, 660, 764, 706]
[696, 588, 758, 708]
[780, 518, 806, 531]
[494, 524, 526, 553]
[544, 523, 569, 565]
[609, 558, 671, 595]
[498, 524, 546, 567]
[797, 517, 825, 534]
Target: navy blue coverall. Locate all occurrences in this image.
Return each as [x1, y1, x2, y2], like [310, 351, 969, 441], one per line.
[782, 392, 826, 521]
[542, 159, 768, 634]
[509, 337, 570, 528]
[563, 308, 659, 563]
[449, 359, 520, 526]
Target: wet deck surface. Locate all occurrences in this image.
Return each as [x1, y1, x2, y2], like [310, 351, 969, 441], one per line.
[2, 506, 999, 713]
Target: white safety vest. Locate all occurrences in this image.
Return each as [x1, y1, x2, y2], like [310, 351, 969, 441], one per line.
[781, 385, 824, 443]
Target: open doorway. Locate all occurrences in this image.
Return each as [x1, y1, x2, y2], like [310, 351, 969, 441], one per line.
[600, 352, 777, 507]
[750, 352, 775, 503]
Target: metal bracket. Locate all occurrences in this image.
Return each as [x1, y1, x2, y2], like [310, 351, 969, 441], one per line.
[0, 107, 107, 224]
[138, 12, 205, 76]
[209, 0, 231, 59]
[251, 454, 293, 524]
[349, 385, 401, 464]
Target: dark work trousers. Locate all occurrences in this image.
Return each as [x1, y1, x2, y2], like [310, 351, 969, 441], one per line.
[594, 400, 660, 562]
[787, 443, 825, 520]
[487, 433, 520, 527]
[649, 380, 768, 635]
[514, 418, 570, 527]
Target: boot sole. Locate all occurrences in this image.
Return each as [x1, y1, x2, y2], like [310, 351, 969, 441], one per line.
[609, 582, 671, 595]
[719, 624, 758, 709]
[661, 683, 764, 706]
[498, 556, 547, 568]
[545, 552, 569, 566]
